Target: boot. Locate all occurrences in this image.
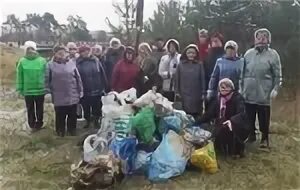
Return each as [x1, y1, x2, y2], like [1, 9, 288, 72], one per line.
[259, 134, 270, 152]
[246, 133, 256, 143]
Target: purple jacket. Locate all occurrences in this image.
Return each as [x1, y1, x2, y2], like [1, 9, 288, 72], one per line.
[45, 59, 83, 106]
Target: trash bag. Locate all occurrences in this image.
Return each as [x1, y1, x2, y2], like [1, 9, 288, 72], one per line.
[130, 107, 156, 144]
[147, 130, 193, 182]
[190, 141, 218, 174]
[70, 155, 123, 190]
[110, 138, 137, 174]
[113, 115, 132, 141]
[83, 132, 116, 164]
[134, 151, 152, 172]
[133, 89, 173, 114]
[183, 126, 212, 146]
[159, 114, 182, 134]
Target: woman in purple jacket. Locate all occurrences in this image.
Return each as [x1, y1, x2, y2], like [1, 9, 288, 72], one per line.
[45, 46, 83, 137]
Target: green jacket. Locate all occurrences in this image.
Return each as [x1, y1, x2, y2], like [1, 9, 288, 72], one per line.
[241, 48, 282, 105]
[16, 56, 47, 96]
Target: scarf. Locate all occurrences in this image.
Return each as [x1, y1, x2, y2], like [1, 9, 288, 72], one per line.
[219, 92, 233, 118]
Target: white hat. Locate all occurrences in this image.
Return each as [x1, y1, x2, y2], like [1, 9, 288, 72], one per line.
[224, 40, 238, 51]
[24, 41, 37, 52]
[219, 78, 235, 90]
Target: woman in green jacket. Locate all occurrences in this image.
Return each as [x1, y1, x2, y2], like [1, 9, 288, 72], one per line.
[16, 41, 47, 131]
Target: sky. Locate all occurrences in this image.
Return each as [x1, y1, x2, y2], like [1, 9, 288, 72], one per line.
[0, 0, 174, 32]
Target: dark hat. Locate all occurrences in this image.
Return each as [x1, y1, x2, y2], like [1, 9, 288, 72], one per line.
[53, 45, 66, 53]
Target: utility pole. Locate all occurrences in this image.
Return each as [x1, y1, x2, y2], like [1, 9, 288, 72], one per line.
[135, 0, 144, 54]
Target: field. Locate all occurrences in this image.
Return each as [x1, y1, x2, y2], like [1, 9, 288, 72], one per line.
[0, 45, 299, 190]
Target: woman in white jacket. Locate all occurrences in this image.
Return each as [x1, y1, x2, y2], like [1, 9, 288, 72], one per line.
[158, 39, 181, 101]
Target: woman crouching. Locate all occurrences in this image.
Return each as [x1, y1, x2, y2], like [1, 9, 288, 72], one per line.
[196, 78, 249, 158]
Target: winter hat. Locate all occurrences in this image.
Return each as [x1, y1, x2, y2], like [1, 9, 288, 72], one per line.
[93, 44, 102, 52]
[53, 45, 66, 53]
[181, 44, 200, 61]
[254, 28, 272, 44]
[109, 37, 121, 49]
[78, 45, 91, 54]
[24, 41, 37, 53]
[219, 78, 235, 90]
[138, 42, 152, 54]
[165, 39, 180, 52]
[224, 40, 238, 51]
[66, 42, 77, 50]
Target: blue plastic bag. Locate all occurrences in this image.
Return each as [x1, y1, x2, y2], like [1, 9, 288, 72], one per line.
[110, 137, 137, 174]
[159, 115, 182, 134]
[147, 130, 191, 182]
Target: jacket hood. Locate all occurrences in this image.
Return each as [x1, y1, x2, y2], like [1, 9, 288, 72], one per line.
[23, 41, 37, 54]
[224, 40, 238, 52]
[165, 39, 180, 52]
[138, 42, 152, 55]
[180, 44, 200, 61]
[255, 28, 271, 44]
[123, 46, 136, 62]
[109, 37, 122, 48]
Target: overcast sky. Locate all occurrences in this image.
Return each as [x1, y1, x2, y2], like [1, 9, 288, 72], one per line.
[0, 0, 175, 32]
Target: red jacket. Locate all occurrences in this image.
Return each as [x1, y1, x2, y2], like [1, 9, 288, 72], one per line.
[197, 42, 209, 62]
[111, 59, 141, 93]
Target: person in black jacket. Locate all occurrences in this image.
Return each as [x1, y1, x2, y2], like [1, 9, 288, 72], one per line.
[76, 45, 108, 128]
[196, 78, 249, 158]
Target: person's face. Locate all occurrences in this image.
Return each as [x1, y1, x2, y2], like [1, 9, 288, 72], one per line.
[80, 50, 90, 58]
[219, 83, 232, 96]
[186, 48, 197, 61]
[26, 47, 37, 57]
[255, 32, 269, 45]
[169, 43, 177, 54]
[126, 51, 134, 61]
[68, 47, 77, 56]
[211, 37, 222, 48]
[112, 42, 119, 49]
[55, 49, 66, 60]
[157, 40, 164, 49]
[225, 47, 236, 58]
[199, 36, 207, 45]
[92, 48, 102, 56]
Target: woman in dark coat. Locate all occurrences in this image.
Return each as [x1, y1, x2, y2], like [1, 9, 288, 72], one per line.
[196, 78, 249, 158]
[175, 44, 206, 118]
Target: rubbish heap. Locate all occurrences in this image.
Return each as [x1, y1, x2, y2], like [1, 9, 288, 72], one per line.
[70, 88, 217, 189]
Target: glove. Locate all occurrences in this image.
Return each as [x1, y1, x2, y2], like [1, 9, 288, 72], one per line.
[223, 120, 232, 131]
[80, 92, 84, 98]
[270, 89, 278, 99]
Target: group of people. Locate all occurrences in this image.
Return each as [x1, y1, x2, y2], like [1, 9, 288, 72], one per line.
[16, 27, 282, 157]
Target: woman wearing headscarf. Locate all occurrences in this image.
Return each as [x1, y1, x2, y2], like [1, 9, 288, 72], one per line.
[197, 29, 209, 63]
[111, 46, 142, 93]
[241, 28, 282, 150]
[175, 44, 205, 118]
[196, 78, 249, 158]
[45, 46, 83, 137]
[207, 40, 243, 100]
[137, 42, 162, 93]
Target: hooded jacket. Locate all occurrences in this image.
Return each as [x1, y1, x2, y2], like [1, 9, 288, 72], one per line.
[175, 44, 205, 114]
[45, 59, 83, 106]
[159, 39, 181, 92]
[105, 39, 125, 83]
[76, 56, 107, 97]
[208, 43, 243, 98]
[16, 43, 47, 96]
[241, 29, 282, 105]
[111, 47, 141, 93]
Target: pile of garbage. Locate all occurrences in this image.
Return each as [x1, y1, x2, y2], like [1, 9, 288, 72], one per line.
[70, 88, 217, 189]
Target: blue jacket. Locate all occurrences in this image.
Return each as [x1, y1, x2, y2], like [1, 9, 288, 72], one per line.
[76, 56, 107, 97]
[208, 56, 243, 97]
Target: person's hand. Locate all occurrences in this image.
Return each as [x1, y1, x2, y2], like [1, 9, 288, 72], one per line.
[223, 120, 232, 131]
[270, 89, 278, 99]
[80, 92, 84, 98]
[206, 90, 213, 101]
